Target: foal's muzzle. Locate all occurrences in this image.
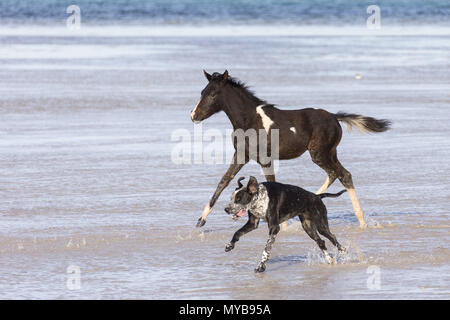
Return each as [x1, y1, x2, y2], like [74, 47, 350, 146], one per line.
[190, 110, 201, 124]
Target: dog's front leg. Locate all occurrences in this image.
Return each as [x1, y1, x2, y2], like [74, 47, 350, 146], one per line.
[255, 225, 280, 273]
[225, 215, 259, 252]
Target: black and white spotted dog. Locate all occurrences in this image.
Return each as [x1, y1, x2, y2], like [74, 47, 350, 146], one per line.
[224, 176, 347, 272]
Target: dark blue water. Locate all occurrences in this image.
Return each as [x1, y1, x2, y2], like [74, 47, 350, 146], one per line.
[0, 0, 449, 25]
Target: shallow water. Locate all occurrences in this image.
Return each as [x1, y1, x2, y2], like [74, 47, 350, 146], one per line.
[0, 24, 449, 299]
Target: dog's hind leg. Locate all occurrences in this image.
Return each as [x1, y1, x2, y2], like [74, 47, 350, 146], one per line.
[255, 225, 280, 273]
[317, 225, 345, 253]
[301, 218, 335, 264]
[315, 206, 346, 253]
[225, 215, 260, 252]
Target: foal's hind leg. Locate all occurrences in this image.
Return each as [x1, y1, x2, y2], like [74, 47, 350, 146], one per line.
[310, 150, 337, 195]
[311, 149, 366, 228]
[334, 162, 367, 228]
[316, 175, 336, 194]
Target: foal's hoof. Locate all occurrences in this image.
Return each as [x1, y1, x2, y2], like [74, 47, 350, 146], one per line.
[254, 263, 266, 273]
[359, 223, 368, 229]
[225, 243, 234, 252]
[196, 218, 206, 228]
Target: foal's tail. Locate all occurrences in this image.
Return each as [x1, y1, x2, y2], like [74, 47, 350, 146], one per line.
[319, 189, 347, 199]
[335, 112, 391, 133]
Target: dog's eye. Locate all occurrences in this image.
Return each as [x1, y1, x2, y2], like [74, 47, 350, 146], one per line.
[236, 196, 241, 201]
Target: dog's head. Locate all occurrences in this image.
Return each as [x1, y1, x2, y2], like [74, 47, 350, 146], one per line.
[224, 176, 259, 219]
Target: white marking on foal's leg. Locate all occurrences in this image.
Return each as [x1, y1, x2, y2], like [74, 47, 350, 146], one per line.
[256, 105, 274, 133]
[200, 203, 213, 220]
[316, 176, 330, 194]
[290, 127, 296, 133]
[347, 188, 367, 228]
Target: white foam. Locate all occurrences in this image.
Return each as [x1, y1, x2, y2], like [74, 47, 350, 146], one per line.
[0, 24, 449, 37]
[0, 44, 154, 60]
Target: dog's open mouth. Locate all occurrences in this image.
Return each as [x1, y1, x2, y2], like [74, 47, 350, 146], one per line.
[232, 209, 247, 220]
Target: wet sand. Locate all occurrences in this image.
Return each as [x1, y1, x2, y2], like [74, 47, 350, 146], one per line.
[0, 25, 449, 299]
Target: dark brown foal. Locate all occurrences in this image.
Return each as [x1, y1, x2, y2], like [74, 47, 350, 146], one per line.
[191, 70, 391, 228]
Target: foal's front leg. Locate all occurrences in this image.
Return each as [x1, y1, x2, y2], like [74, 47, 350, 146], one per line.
[255, 225, 280, 273]
[260, 162, 287, 231]
[225, 215, 260, 252]
[196, 153, 246, 227]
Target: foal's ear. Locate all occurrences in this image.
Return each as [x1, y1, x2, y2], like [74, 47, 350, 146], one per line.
[222, 70, 229, 81]
[203, 70, 212, 82]
[247, 176, 258, 194]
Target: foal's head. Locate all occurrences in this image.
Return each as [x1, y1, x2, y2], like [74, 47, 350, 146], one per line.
[190, 70, 229, 123]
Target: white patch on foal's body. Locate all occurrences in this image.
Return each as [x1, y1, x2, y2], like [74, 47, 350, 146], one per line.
[256, 105, 274, 133]
[290, 127, 296, 133]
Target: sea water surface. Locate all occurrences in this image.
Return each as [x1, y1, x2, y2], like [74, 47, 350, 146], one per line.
[0, 1, 449, 299]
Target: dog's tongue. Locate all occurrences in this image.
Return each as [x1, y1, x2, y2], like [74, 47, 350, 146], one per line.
[236, 209, 246, 217]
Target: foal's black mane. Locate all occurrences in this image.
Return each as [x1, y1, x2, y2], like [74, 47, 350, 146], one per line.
[226, 76, 267, 106]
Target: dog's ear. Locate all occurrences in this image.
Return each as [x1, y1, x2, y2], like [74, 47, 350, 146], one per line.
[237, 177, 245, 189]
[247, 176, 258, 194]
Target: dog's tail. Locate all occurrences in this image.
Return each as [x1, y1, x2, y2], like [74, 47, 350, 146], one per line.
[334, 112, 391, 133]
[319, 189, 347, 199]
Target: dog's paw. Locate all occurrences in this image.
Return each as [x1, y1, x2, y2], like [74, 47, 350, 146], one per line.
[338, 246, 348, 254]
[225, 243, 235, 252]
[254, 263, 266, 273]
[325, 255, 337, 265]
